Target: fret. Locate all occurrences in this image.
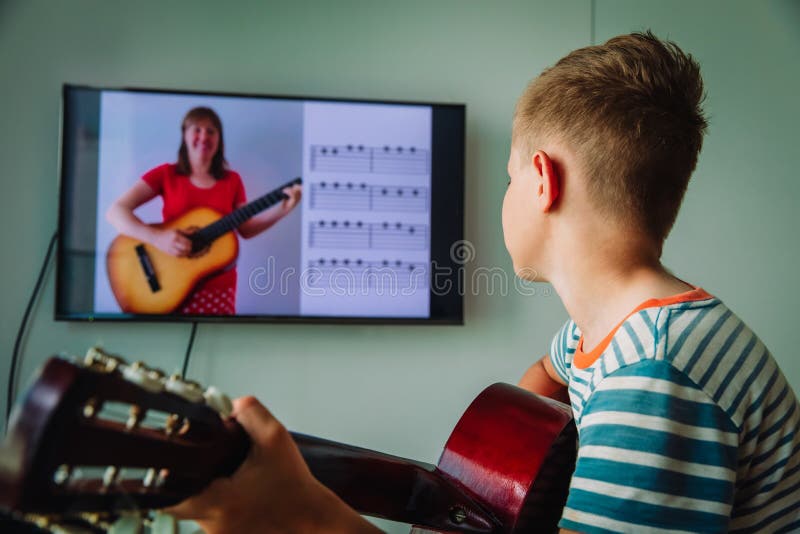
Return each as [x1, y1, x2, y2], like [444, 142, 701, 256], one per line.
[190, 177, 300, 250]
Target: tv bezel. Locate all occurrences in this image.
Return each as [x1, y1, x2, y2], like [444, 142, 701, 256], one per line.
[55, 84, 466, 325]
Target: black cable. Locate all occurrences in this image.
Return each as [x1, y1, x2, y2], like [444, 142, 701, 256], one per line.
[181, 321, 198, 379]
[6, 231, 58, 430]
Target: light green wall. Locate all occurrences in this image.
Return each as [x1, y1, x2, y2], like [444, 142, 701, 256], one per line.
[1, 1, 797, 532]
[595, 0, 800, 396]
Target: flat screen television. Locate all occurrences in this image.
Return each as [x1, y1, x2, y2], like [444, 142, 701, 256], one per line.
[56, 85, 465, 323]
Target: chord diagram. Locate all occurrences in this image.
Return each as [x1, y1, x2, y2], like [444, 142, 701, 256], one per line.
[310, 181, 429, 212]
[309, 220, 428, 250]
[307, 258, 429, 290]
[310, 144, 429, 175]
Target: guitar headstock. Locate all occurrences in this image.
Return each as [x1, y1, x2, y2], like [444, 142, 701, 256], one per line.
[0, 348, 249, 531]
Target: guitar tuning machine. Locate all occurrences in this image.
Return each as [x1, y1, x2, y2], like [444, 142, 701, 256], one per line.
[165, 374, 204, 403]
[122, 361, 165, 393]
[164, 414, 190, 436]
[155, 468, 169, 488]
[203, 386, 234, 418]
[143, 467, 157, 488]
[22, 514, 51, 530]
[103, 466, 119, 487]
[53, 464, 71, 486]
[83, 398, 100, 418]
[78, 513, 102, 526]
[126, 405, 143, 430]
[84, 347, 126, 373]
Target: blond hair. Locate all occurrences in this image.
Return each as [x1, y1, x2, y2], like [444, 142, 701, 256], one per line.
[513, 31, 708, 243]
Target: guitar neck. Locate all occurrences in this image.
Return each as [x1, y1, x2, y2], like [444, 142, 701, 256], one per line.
[192, 177, 301, 248]
[294, 433, 496, 533]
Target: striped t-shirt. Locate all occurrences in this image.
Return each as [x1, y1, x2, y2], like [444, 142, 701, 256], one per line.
[549, 288, 800, 533]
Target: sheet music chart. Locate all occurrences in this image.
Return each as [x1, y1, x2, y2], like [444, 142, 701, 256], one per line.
[300, 102, 432, 318]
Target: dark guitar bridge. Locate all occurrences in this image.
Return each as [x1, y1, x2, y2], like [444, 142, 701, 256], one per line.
[135, 244, 161, 293]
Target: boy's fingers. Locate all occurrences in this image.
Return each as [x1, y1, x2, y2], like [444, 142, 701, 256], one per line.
[232, 396, 286, 447]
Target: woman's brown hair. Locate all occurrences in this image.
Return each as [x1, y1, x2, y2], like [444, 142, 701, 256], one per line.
[176, 107, 228, 180]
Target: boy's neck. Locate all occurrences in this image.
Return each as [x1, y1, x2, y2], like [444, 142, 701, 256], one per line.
[548, 239, 692, 353]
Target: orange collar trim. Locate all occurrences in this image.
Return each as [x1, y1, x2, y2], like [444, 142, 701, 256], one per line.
[573, 287, 714, 369]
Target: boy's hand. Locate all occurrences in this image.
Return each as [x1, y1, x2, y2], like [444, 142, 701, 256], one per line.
[518, 355, 569, 404]
[166, 396, 379, 534]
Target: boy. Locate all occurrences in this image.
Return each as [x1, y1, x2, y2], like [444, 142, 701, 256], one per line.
[169, 32, 800, 533]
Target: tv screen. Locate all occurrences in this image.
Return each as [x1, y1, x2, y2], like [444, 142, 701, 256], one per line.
[56, 86, 464, 323]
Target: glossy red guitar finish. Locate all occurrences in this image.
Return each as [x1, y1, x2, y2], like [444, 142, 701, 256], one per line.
[435, 383, 577, 532]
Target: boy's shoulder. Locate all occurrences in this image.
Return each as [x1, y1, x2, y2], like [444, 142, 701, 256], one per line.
[551, 291, 783, 428]
[554, 292, 800, 533]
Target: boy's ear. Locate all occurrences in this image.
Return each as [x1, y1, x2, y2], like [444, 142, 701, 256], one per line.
[532, 150, 559, 212]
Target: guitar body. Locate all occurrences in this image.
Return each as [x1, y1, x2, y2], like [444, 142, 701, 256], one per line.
[430, 384, 576, 532]
[106, 207, 238, 314]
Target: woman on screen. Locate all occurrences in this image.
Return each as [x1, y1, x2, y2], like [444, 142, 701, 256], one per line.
[106, 106, 302, 315]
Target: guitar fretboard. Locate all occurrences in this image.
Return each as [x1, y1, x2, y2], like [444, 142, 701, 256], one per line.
[192, 177, 302, 250]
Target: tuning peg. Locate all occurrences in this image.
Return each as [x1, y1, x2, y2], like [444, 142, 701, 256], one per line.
[165, 374, 204, 403]
[147, 367, 166, 382]
[103, 466, 119, 487]
[126, 405, 143, 430]
[203, 386, 233, 417]
[163, 413, 191, 437]
[164, 414, 179, 436]
[122, 362, 165, 393]
[155, 468, 169, 488]
[84, 346, 126, 372]
[79, 513, 102, 527]
[53, 464, 71, 485]
[83, 398, 100, 418]
[22, 514, 50, 530]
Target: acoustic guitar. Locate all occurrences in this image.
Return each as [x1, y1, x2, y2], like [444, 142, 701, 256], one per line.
[0, 348, 576, 533]
[106, 177, 302, 315]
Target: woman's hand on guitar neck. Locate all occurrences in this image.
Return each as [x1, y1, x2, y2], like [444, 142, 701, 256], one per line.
[151, 228, 193, 257]
[165, 396, 380, 534]
[281, 183, 303, 213]
[238, 184, 303, 239]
